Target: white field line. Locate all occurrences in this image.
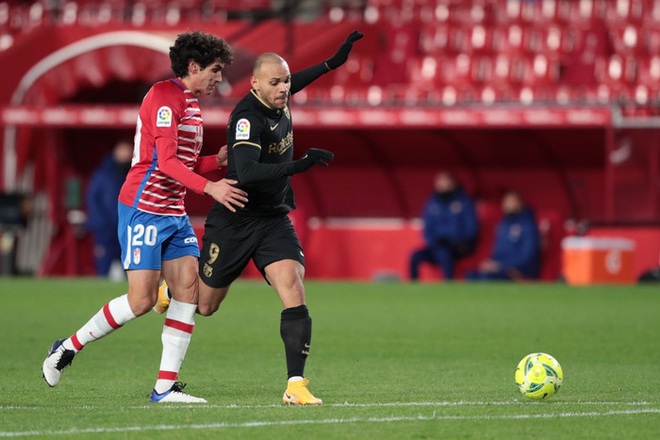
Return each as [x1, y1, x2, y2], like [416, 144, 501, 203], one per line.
[0, 400, 656, 411]
[0, 408, 659, 438]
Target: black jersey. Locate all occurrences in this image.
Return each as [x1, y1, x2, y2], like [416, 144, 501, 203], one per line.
[225, 90, 296, 216]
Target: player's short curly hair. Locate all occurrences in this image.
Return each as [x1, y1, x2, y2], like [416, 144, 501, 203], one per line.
[169, 31, 234, 78]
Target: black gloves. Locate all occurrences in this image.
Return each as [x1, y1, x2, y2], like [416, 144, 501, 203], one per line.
[325, 30, 364, 70]
[291, 148, 334, 174]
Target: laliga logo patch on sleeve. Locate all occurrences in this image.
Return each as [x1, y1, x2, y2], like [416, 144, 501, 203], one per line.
[235, 118, 251, 140]
[156, 106, 173, 127]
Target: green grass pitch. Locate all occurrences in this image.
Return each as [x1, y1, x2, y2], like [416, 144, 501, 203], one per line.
[1, 278, 659, 439]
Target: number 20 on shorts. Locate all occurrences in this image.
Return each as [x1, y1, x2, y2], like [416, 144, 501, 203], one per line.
[131, 224, 158, 247]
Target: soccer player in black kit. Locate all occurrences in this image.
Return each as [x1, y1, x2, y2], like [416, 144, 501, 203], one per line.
[157, 31, 363, 404]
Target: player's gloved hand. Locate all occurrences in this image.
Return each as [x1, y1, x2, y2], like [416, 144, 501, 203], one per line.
[292, 148, 335, 173]
[325, 30, 364, 70]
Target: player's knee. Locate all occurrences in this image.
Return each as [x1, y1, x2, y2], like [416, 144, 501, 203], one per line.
[197, 302, 219, 316]
[129, 295, 156, 317]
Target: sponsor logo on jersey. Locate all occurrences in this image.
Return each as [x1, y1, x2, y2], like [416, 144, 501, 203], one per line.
[236, 118, 251, 140]
[267, 131, 293, 155]
[156, 106, 173, 127]
[184, 236, 198, 244]
[133, 248, 141, 265]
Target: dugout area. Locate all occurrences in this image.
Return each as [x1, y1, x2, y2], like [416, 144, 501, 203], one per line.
[1, 20, 659, 280]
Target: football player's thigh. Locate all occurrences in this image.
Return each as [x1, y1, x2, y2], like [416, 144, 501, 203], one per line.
[256, 217, 306, 308]
[161, 217, 201, 303]
[118, 205, 172, 312]
[197, 220, 253, 315]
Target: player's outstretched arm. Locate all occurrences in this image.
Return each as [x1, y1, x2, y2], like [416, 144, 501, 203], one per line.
[290, 30, 364, 95]
[324, 30, 364, 70]
[234, 145, 334, 184]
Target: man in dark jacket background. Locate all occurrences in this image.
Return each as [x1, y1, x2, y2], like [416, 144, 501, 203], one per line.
[86, 140, 133, 276]
[409, 171, 479, 281]
[466, 190, 540, 281]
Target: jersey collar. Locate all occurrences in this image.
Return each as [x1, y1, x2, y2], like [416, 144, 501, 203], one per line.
[250, 90, 284, 118]
[170, 77, 189, 92]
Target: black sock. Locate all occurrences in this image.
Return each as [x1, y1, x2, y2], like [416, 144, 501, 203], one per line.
[280, 305, 312, 379]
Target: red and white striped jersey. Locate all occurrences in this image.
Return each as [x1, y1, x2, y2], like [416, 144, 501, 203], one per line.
[119, 78, 203, 216]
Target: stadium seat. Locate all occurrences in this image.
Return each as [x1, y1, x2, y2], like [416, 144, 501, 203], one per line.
[609, 23, 642, 55]
[636, 55, 660, 99]
[643, 24, 660, 54]
[419, 23, 450, 53]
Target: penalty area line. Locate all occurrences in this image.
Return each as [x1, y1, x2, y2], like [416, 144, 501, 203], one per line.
[0, 408, 659, 437]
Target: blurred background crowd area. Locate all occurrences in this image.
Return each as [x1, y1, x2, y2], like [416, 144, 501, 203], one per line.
[0, 0, 658, 283]
[2, 0, 660, 112]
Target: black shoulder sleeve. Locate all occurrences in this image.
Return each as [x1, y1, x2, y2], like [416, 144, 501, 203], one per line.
[233, 144, 296, 184]
[290, 62, 330, 95]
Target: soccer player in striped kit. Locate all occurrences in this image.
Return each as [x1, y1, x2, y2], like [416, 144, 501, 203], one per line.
[41, 31, 247, 403]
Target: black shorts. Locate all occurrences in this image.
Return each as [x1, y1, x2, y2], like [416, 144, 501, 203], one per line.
[199, 206, 305, 288]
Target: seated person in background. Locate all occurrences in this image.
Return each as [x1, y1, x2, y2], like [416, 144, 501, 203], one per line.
[409, 171, 478, 281]
[86, 139, 133, 276]
[466, 191, 540, 281]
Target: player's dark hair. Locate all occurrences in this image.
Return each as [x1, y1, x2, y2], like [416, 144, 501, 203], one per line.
[170, 31, 234, 78]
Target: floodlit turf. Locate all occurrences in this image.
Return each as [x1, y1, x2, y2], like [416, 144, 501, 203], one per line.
[1, 278, 659, 439]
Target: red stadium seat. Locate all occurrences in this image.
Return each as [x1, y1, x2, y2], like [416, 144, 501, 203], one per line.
[449, 53, 472, 83]
[637, 55, 660, 92]
[643, 24, 660, 54]
[609, 23, 642, 55]
[595, 54, 637, 90]
[407, 55, 437, 85]
[419, 23, 450, 54]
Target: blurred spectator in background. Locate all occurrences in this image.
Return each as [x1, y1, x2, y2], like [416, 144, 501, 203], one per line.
[466, 191, 540, 281]
[409, 171, 478, 281]
[86, 139, 133, 276]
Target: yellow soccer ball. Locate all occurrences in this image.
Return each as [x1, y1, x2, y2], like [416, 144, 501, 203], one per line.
[515, 352, 563, 400]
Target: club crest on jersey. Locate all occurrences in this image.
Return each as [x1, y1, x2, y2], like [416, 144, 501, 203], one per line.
[133, 248, 141, 265]
[235, 118, 251, 140]
[156, 106, 172, 127]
